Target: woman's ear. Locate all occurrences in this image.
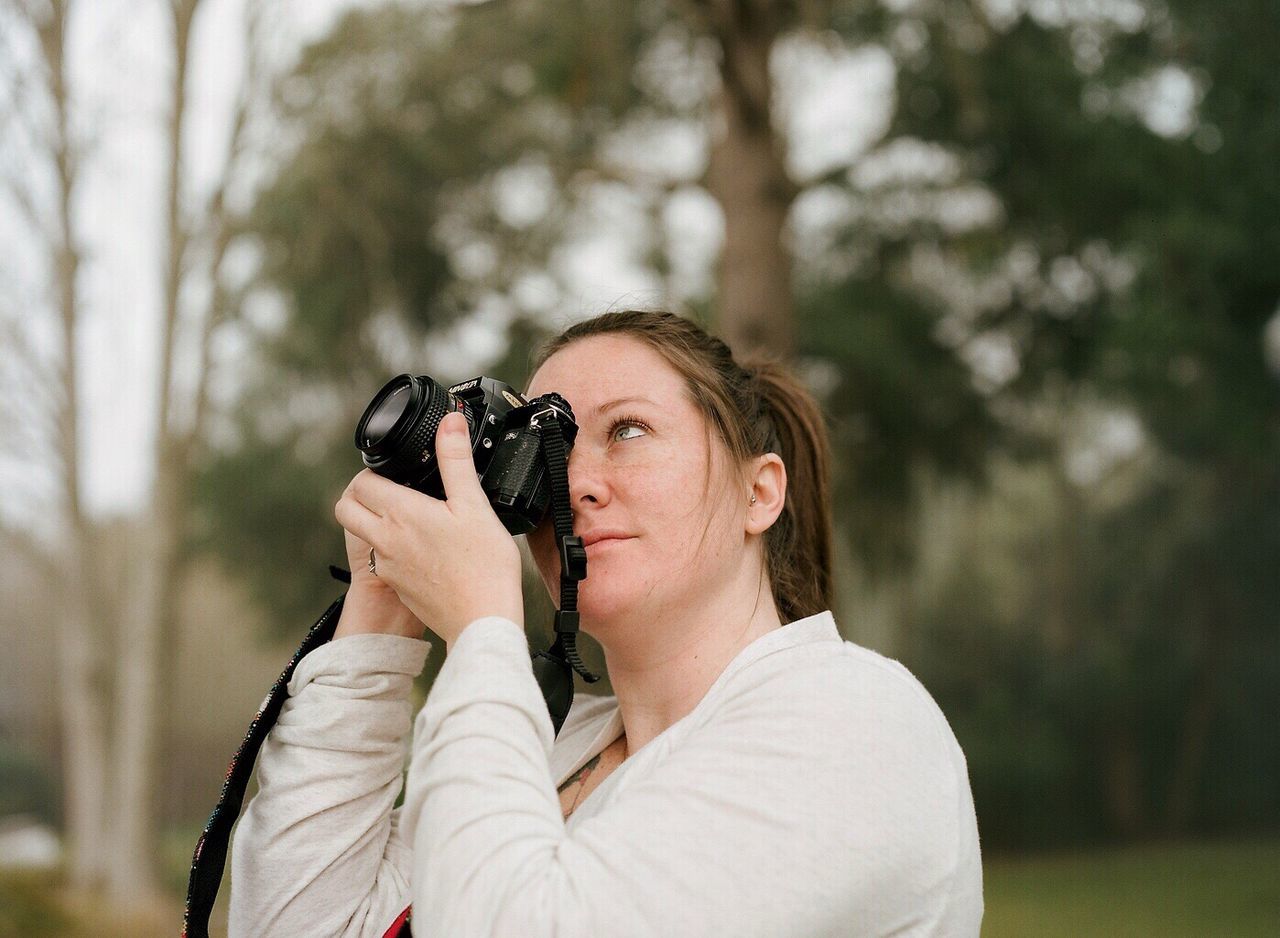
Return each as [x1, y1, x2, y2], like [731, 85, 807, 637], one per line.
[745, 453, 786, 535]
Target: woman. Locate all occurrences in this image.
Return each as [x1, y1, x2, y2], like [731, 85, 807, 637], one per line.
[229, 311, 983, 937]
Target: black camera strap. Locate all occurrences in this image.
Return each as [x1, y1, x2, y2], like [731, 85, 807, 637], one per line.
[182, 591, 346, 938]
[531, 408, 600, 737]
[185, 408, 597, 937]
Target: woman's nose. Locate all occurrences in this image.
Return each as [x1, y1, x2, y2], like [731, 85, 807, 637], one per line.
[568, 448, 608, 507]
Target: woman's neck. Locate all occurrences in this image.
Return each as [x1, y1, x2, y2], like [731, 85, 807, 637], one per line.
[600, 568, 782, 756]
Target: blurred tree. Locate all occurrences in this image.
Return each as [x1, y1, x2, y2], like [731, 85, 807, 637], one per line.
[688, 0, 798, 355]
[0, 0, 272, 900]
[845, 0, 1280, 842]
[194, 0, 656, 631]
[0, 0, 107, 891]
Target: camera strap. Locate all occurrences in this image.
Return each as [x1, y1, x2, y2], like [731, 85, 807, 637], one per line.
[531, 411, 601, 734]
[182, 591, 346, 938]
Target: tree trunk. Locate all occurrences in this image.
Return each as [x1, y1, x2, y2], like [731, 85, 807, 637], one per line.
[1101, 721, 1146, 837]
[16, 0, 244, 902]
[701, 0, 797, 360]
[1045, 463, 1084, 654]
[1163, 525, 1240, 836]
[56, 541, 112, 890]
[107, 438, 197, 901]
[103, 0, 202, 902]
[1164, 613, 1228, 835]
[107, 500, 193, 900]
[37, 0, 113, 891]
[105, 518, 167, 901]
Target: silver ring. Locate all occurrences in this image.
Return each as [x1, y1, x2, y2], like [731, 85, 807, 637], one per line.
[368, 547, 378, 576]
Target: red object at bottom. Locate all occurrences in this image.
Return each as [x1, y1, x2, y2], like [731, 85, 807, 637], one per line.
[382, 904, 412, 938]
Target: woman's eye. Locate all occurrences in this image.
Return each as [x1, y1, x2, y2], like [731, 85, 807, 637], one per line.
[609, 418, 650, 442]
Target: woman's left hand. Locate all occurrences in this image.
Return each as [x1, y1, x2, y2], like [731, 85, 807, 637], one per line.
[334, 411, 524, 647]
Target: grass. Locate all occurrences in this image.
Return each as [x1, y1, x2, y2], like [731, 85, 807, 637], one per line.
[982, 837, 1280, 937]
[0, 870, 179, 938]
[0, 825, 218, 938]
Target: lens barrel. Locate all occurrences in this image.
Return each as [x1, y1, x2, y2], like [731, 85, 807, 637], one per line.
[361, 384, 411, 447]
[355, 374, 461, 490]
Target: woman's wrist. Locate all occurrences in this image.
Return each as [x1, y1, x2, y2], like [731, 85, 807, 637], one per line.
[335, 583, 425, 639]
[445, 602, 524, 651]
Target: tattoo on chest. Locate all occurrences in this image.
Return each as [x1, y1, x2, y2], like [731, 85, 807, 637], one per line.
[558, 753, 601, 794]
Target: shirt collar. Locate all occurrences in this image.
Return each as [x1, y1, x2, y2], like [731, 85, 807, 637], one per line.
[550, 610, 840, 784]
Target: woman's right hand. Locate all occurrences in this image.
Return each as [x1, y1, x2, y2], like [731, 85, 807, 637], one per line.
[333, 527, 426, 640]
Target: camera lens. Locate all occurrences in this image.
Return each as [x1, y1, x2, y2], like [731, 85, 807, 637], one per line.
[355, 374, 461, 490]
[362, 384, 410, 447]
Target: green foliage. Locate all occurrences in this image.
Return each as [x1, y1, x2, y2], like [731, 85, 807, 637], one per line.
[484, 314, 558, 392]
[823, 0, 1280, 844]
[799, 274, 993, 569]
[0, 740, 59, 825]
[911, 452, 1280, 847]
[875, 0, 1280, 464]
[193, 426, 355, 635]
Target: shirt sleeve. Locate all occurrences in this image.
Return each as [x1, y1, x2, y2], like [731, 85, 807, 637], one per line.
[229, 632, 430, 938]
[400, 617, 979, 938]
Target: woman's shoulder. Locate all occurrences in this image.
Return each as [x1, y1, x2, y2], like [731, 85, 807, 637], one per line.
[718, 611, 916, 689]
[711, 611, 960, 750]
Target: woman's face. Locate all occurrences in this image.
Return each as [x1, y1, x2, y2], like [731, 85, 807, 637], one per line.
[525, 334, 749, 639]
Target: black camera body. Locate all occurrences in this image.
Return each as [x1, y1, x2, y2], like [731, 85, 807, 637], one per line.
[354, 374, 578, 535]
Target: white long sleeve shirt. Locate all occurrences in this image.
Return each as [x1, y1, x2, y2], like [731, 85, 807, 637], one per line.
[230, 611, 983, 937]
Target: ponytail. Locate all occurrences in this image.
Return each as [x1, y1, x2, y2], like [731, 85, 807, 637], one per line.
[743, 360, 835, 623]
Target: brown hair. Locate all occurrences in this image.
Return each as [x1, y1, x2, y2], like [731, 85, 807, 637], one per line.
[533, 310, 834, 623]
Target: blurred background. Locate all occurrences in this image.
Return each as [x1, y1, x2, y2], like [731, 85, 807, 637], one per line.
[1, 0, 1276, 934]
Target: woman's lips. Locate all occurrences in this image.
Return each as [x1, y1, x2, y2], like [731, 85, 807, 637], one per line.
[584, 535, 635, 552]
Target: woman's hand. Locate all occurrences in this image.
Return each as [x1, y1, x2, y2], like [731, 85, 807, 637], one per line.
[333, 526, 424, 639]
[334, 411, 524, 647]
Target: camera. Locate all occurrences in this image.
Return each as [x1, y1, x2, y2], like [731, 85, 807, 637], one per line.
[354, 373, 578, 535]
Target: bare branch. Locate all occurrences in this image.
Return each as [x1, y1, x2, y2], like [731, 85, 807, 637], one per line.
[153, 0, 204, 445]
[11, 0, 89, 528]
[200, 0, 261, 219]
[0, 515, 59, 581]
[0, 1, 79, 508]
[0, 165, 50, 233]
[181, 0, 269, 457]
[0, 309, 62, 400]
[0, 400, 59, 473]
[0, 6, 55, 238]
